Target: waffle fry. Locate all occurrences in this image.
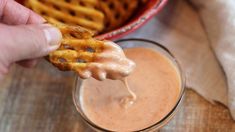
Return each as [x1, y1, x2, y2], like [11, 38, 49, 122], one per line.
[48, 24, 135, 80]
[26, 0, 141, 33]
[48, 24, 101, 72]
[99, 0, 139, 32]
[26, 0, 105, 33]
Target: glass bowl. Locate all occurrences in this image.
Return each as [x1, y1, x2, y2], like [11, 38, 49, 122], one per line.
[73, 38, 185, 132]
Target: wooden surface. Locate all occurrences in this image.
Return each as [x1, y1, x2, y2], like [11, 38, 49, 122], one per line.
[0, 61, 235, 132]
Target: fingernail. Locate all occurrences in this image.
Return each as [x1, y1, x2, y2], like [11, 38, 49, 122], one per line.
[42, 24, 62, 46]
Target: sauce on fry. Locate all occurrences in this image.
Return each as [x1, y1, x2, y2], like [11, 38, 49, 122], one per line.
[78, 41, 136, 81]
[79, 48, 181, 131]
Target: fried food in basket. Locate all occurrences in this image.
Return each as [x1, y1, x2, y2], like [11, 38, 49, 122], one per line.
[26, 0, 105, 33]
[48, 24, 135, 80]
[99, 0, 139, 31]
[25, 0, 143, 33]
[25, 0, 139, 80]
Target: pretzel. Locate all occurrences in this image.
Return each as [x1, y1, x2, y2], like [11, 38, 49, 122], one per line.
[26, 0, 105, 33]
[47, 24, 135, 80]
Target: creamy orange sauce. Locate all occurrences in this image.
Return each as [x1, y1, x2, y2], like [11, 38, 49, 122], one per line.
[78, 41, 136, 80]
[79, 48, 181, 131]
[119, 78, 137, 108]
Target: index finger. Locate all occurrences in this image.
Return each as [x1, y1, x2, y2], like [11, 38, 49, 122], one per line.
[0, 0, 45, 24]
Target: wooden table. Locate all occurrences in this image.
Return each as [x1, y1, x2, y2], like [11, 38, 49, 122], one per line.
[0, 61, 235, 132]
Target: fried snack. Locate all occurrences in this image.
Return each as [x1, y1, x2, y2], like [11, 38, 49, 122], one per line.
[26, 0, 105, 33]
[26, 0, 141, 33]
[99, 0, 139, 32]
[48, 24, 101, 72]
[48, 24, 135, 80]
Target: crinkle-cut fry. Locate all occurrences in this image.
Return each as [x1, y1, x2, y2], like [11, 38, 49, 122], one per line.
[26, 0, 104, 32]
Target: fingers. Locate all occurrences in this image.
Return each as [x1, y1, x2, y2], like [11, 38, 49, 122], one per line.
[17, 59, 38, 68]
[0, 0, 46, 68]
[0, 0, 45, 24]
[0, 0, 47, 68]
[0, 23, 62, 66]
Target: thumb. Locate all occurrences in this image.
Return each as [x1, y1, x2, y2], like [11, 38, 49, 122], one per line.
[0, 23, 62, 64]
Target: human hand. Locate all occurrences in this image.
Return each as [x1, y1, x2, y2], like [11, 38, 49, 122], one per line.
[0, 0, 62, 80]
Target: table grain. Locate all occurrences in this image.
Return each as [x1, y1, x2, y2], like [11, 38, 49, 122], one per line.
[0, 61, 234, 132]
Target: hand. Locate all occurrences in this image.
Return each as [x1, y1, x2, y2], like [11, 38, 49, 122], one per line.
[0, 0, 62, 80]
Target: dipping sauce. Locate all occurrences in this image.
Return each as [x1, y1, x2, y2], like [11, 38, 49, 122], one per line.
[79, 47, 181, 131]
[71, 41, 136, 81]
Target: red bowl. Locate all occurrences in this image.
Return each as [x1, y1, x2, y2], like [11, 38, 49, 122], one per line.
[17, 0, 168, 40]
[97, 0, 168, 40]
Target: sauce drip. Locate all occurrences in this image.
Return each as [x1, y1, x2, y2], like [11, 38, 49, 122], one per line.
[119, 78, 137, 108]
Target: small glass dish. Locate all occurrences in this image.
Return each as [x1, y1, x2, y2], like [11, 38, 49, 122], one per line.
[73, 38, 185, 132]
